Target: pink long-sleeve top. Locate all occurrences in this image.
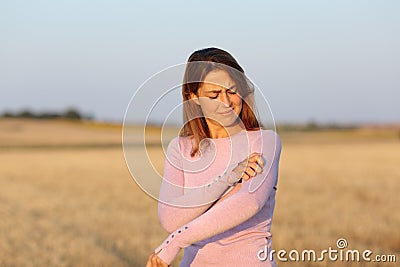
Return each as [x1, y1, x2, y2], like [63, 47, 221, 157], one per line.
[154, 129, 282, 266]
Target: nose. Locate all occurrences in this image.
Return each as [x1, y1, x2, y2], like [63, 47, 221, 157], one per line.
[219, 91, 232, 107]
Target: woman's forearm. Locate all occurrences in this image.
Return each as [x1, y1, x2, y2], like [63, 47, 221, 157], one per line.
[158, 170, 240, 233]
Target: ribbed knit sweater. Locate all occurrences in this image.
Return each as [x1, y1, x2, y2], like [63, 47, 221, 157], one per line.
[154, 129, 282, 266]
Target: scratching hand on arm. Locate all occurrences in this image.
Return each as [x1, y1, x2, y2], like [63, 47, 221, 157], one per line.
[158, 137, 264, 233]
[207, 152, 266, 206]
[154, 132, 282, 265]
[158, 137, 265, 233]
[232, 152, 265, 182]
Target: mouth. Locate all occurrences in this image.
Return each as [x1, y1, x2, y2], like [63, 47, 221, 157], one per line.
[218, 109, 234, 115]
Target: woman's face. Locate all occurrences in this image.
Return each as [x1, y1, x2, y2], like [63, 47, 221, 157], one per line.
[190, 69, 243, 128]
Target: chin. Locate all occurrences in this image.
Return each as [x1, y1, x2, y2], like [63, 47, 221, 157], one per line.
[221, 117, 240, 127]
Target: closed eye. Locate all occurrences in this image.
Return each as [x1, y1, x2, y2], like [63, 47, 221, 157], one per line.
[228, 90, 237, 95]
[209, 91, 237, 99]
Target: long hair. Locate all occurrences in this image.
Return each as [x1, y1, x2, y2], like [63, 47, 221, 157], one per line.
[180, 47, 262, 157]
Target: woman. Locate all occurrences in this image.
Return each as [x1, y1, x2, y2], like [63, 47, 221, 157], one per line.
[146, 47, 282, 266]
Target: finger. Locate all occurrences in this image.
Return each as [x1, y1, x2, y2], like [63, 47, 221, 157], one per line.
[248, 162, 262, 174]
[251, 164, 263, 175]
[246, 167, 256, 177]
[151, 254, 158, 266]
[248, 152, 262, 159]
[239, 164, 257, 179]
[251, 162, 264, 173]
[156, 256, 168, 267]
[242, 171, 251, 181]
[255, 155, 265, 168]
[146, 255, 153, 267]
[241, 154, 261, 168]
[249, 156, 265, 169]
[246, 153, 261, 163]
[247, 154, 262, 163]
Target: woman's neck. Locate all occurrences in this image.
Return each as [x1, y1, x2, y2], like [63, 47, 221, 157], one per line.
[208, 124, 245, 139]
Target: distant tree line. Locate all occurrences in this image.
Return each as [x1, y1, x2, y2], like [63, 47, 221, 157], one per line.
[0, 108, 94, 121]
[276, 121, 359, 131]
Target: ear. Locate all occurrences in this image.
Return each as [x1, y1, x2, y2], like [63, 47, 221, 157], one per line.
[189, 92, 200, 106]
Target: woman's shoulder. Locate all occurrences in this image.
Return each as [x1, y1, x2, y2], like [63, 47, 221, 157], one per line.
[248, 128, 280, 140]
[248, 128, 282, 149]
[166, 135, 193, 155]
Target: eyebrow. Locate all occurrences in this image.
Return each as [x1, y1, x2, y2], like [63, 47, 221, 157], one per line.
[206, 85, 237, 93]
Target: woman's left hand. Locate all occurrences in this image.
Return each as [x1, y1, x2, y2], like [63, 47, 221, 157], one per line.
[146, 251, 169, 267]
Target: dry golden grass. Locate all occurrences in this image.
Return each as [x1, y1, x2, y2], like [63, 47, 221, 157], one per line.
[273, 141, 399, 266]
[0, 119, 398, 266]
[0, 118, 121, 147]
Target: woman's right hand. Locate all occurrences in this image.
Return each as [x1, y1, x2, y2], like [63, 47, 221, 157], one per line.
[232, 152, 265, 182]
[212, 152, 265, 205]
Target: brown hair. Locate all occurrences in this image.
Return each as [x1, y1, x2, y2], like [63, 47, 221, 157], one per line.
[180, 47, 262, 157]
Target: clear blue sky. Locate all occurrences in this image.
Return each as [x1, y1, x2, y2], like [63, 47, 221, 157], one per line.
[1, 0, 399, 124]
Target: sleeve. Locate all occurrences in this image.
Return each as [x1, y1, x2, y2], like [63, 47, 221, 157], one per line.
[158, 137, 242, 233]
[154, 131, 282, 265]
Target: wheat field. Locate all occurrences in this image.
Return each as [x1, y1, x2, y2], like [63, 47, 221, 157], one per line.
[0, 119, 399, 267]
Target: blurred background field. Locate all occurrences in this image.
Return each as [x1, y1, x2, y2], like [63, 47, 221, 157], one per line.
[2, 1, 399, 266]
[0, 118, 398, 267]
